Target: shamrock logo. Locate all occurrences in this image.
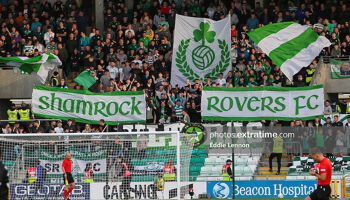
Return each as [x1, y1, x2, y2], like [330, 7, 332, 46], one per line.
[193, 22, 216, 45]
[192, 22, 216, 70]
[175, 20, 230, 81]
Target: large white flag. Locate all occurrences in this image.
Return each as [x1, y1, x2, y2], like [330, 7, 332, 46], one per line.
[171, 15, 231, 87]
[247, 22, 330, 81]
[0, 53, 61, 83]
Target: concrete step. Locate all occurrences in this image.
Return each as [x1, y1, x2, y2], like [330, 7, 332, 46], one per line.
[259, 171, 289, 175]
[263, 157, 290, 161]
[263, 154, 289, 158]
[259, 167, 290, 171]
[255, 175, 286, 180]
[261, 162, 291, 166]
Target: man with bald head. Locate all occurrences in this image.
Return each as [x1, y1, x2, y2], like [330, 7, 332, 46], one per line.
[62, 153, 75, 200]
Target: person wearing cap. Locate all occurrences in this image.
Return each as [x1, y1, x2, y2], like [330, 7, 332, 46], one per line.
[222, 159, 233, 181]
[7, 104, 18, 124]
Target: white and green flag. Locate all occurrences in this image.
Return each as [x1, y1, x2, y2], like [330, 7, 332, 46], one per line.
[39, 147, 106, 183]
[201, 85, 324, 121]
[247, 22, 330, 81]
[32, 86, 146, 124]
[330, 59, 350, 79]
[0, 53, 61, 83]
[171, 14, 231, 87]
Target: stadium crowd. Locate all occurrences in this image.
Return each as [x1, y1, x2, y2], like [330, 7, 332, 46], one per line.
[1, 0, 350, 133]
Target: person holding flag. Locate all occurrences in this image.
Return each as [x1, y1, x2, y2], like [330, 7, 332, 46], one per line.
[62, 153, 75, 200]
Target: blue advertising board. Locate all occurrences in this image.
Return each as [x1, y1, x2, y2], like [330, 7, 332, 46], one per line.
[10, 183, 90, 199]
[207, 181, 234, 199]
[207, 180, 318, 199]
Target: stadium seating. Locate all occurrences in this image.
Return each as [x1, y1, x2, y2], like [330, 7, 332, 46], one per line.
[288, 156, 350, 180]
[194, 153, 259, 181]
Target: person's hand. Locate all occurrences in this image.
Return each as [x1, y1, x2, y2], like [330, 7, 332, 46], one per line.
[64, 173, 67, 177]
[309, 169, 316, 176]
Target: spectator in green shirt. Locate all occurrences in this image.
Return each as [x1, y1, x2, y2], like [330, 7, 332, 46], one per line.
[158, 15, 169, 27]
[46, 40, 57, 53]
[139, 32, 151, 47]
[128, 38, 139, 52]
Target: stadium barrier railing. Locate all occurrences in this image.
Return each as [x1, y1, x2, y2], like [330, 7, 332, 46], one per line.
[322, 56, 350, 64]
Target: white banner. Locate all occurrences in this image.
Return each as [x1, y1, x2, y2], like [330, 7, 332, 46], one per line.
[32, 85, 146, 124]
[171, 14, 231, 87]
[40, 158, 106, 175]
[201, 85, 324, 121]
[90, 182, 206, 199]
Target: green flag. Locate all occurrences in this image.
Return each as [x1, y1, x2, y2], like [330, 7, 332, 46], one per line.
[74, 71, 96, 89]
[247, 22, 330, 81]
[330, 59, 350, 79]
[0, 53, 62, 83]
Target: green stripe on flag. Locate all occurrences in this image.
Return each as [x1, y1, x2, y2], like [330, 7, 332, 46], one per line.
[247, 22, 295, 44]
[0, 55, 43, 64]
[46, 53, 56, 61]
[20, 63, 42, 73]
[268, 28, 319, 67]
[330, 59, 339, 65]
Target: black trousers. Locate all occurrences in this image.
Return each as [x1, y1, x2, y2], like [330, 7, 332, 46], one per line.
[269, 153, 282, 173]
[309, 185, 331, 200]
[0, 186, 8, 200]
[121, 175, 132, 199]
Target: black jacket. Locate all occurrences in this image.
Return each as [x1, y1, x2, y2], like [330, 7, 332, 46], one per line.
[0, 161, 8, 199]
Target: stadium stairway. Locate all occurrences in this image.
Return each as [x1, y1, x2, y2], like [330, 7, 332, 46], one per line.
[254, 154, 291, 180]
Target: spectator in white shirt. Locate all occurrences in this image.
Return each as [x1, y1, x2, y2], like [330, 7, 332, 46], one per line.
[324, 100, 332, 115]
[54, 121, 64, 133]
[125, 24, 135, 36]
[107, 61, 119, 80]
[34, 40, 45, 54]
[132, 55, 143, 66]
[216, 73, 226, 86]
[44, 26, 55, 45]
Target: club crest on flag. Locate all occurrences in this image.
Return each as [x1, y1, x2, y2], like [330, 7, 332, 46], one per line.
[171, 15, 231, 87]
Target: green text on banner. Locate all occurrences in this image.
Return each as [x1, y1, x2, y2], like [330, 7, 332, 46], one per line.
[32, 86, 146, 124]
[201, 85, 324, 121]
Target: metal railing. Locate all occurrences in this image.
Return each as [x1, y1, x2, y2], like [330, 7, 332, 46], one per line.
[322, 56, 350, 63]
[0, 63, 14, 70]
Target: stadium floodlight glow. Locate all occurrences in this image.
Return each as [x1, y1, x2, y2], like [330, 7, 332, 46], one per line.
[0, 131, 192, 200]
